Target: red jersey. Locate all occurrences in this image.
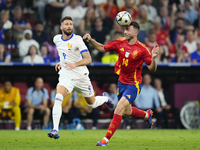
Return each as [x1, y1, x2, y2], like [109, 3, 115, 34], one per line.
[156, 30, 168, 46]
[169, 44, 188, 59]
[119, 6, 138, 20]
[146, 43, 156, 51]
[104, 37, 152, 85]
[101, 3, 118, 19]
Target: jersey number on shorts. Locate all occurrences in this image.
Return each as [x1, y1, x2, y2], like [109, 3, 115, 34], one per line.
[122, 58, 129, 67]
[88, 86, 92, 95]
[63, 53, 66, 59]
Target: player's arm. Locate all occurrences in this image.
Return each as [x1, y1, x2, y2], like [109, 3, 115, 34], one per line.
[65, 50, 92, 70]
[7, 89, 21, 108]
[14, 89, 21, 107]
[27, 100, 40, 109]
[147, 45, 159, 72]
[43, 99, 48, 108]
[77, 50, 92, 65]
[83, 34, 107, 53]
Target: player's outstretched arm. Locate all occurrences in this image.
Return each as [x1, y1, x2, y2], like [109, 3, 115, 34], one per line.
[147, 44, 159, 72]
[83, 34, 107, 53]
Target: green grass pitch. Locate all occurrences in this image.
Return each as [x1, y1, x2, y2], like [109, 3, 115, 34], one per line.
[0, 129, 199, 150]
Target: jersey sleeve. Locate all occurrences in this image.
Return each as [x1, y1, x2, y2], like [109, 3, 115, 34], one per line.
[43, 88, 49, 100]
[104, 40, 118, 52]
[50, 90, 56, 101]
[143, 47, 152, 65]
[77, 36, 88, 54]
[14, 88, 21, 107]
[53, 35, 59, 44]
[26, 87, 32, 101]
[191, 52, 196, 60]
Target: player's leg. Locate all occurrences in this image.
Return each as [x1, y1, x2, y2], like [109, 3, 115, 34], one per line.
[48, 85, 69, 139]
[52, 85, 69, 131]
[26, 108, 34, 130]
[12, 106, 21, 131]
[96, 96, 130, 146]
[123, 104, 153, 128]
[43, 107, 50, 128]
[84, 95, 113, 109]
[74, 77, 114, 109]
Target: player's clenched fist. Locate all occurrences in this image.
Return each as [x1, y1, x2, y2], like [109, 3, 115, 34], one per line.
[152, 44, 160, 58]
[83, 34, 91, 42]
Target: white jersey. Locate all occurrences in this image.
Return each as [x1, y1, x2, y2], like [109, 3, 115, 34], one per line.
[53, 34, 89, 79]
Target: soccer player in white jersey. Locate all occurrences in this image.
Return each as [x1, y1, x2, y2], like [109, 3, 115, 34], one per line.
[47, 16, 114, 139]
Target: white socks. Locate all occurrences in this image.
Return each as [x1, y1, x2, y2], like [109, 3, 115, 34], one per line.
[88, 96, 108, 108]
[144, 111, 149, 119]
[103, 137, 109, 142]
[52, 93, 63, 131]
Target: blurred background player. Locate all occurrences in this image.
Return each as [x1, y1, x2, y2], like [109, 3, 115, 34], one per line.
[25, 77, 50, 130]
[48, 16, 114, 139]
[154, 78, 180, 129]
[83, 21, 159, 146]
[134, 74, 162, 129]
[72, 91, 100, 130]
[0, 79, 21, 131]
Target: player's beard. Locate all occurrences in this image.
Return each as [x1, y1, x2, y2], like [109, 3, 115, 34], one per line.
[126, 35, 134, 42]
[63, 30, 73, 36]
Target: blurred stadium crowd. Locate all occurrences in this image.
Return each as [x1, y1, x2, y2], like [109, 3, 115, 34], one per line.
[0, 0, 200, 63]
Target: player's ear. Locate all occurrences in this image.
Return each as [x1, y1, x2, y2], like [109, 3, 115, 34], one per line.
[60, 25, 62, 30]
[134, 31, 138, 36]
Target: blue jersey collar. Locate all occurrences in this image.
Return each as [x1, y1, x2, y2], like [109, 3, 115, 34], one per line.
[61, 33, 74, 41]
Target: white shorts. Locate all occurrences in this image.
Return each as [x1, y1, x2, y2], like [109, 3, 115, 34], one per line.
[57, 74, 94, 97]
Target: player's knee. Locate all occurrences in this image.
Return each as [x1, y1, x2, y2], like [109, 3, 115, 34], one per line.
[12, 106, 20, 111]
[45, 107, 50, 115]
[27, 108, 34, 115]
[114, 105, 123, 115]
[12, 106, 21, 114]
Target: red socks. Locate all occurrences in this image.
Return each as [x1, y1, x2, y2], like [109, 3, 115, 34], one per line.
[105, 114, 122, 140]
[130, 107, 146, 118]
[104, 108, 145, 141]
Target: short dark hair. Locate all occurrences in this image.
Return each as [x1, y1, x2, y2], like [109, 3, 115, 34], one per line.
[36, 20, 43, 25]
[184, 0, 191, 4]
[128, 21, 140, 31]
[176, 17, 185, 23]
[3, 78, 13, 85]
[60, 16, 73, 23]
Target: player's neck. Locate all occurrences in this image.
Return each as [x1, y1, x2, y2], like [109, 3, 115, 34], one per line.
[127, 37, 137, 45]
[62, 34, 73, 40]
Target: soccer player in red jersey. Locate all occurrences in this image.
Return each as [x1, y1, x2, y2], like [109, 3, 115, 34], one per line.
[83, 21, 159, 146]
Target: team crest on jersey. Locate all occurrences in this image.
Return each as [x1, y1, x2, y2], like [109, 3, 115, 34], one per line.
[67, 43, 72, 50]
[125, 52, 130, 58]
[132, 50, 138, 59]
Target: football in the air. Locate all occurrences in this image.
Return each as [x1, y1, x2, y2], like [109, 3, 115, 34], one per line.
[115, 11, 132, 27]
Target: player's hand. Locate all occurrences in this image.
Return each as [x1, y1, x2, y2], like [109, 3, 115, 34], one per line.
[55, 62, 61, 71]
[85, 107, 92, 113]
[172, 3, 177, 12]
[152, 44, 159, 58]
[38, 105, 45, 111]
[62, 106, 69, 113]
[9, 102, 16, 106]
[83, 34, 91, 42]
[65, 62, 77, 70]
